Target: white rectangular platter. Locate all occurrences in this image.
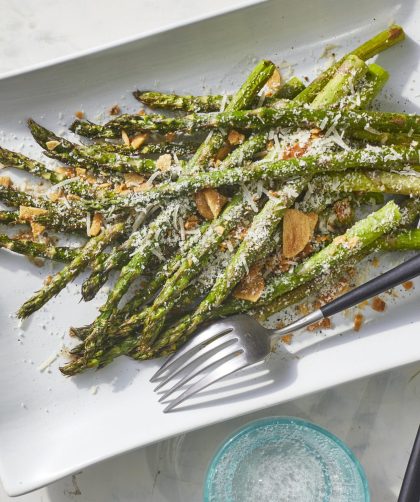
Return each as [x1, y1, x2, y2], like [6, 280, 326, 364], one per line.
[0, 0, 419, 495]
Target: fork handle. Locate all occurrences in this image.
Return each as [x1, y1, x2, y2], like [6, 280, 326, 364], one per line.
[321, 253, 420, 318]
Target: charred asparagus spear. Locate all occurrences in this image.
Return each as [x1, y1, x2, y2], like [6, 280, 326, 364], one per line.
[17, 222, 125, 318]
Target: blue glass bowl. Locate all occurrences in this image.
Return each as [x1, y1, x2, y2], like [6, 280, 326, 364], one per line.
[204, 417, 369, 502]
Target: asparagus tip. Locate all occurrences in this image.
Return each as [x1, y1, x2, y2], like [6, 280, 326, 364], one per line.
[69, 120, 81, 133]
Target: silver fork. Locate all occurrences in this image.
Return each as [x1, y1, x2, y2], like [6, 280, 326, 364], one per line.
[152, 253, 420, 412]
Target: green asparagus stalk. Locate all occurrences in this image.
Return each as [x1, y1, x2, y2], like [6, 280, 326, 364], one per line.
[355, 63, 389, 109]
[81, 249, 128, 301]
[0, 234, 80, 262]
[300, 171, 420, 212]
[0, 146, 66, 184]
[193, 106, 420, 135]
[379, 229, 420, 251]
[102, 203, 188, 310]
[80, 146, 420, 210]
[0, 206, 86, 233]
[0, 186, 89, 231]
[0, 183, 90, 223]
[31, 208, 89, 233]
[17, 222, 125, 318]
[349, 130, 419, 145]
[218, 133, 268, 169]
[0, 145, 97, 198]
[2, 185, 94, 233]
[138, 142, 198, 157]
[293, 25, 404, 105]
[71, 60, 275, 151]
[0, 211, 22, 225]
[0, 185, 44, 209]
[28, 119, 159, 176]
[70, 104, 420, 139]
[310, 55, 368, 109]
[0, 177, 101, 234]
[309, 171, 420, 198]
[90, 141, 199, 158]
[134, 91, 225, 113]
[266, 76, 307, 101]
[81, 223, 150, 301]
[133, 76, 306, 113]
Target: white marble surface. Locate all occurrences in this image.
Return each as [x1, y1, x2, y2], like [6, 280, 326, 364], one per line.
[0, 1, 419, 500]
[1, 362, 420, 501]
[0, 0, 262, 79]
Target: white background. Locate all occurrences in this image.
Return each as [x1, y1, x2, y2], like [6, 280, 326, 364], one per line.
[0, 0, 262, 79]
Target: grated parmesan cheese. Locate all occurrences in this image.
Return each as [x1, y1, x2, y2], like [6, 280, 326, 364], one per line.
[219, 94, 228, 112]
[85, 212, 91, 236]
[319, 116, 329, 131]
[145, 170, 161, 187]
[178, 217, 185, 240]
[132, 209, 147, 231]
[256, 180, 263, 198]
[257, 93, 266, 108]
[173, 152, 180, 165]
[47, 177, 80, 193]
[273, 134, 282, 159]
[364, 124, 382, 135]
[37, 352, 59, 372]
[151, 247, 165, 261]
[242, 184, 259, 212]
[62, 196, 71, 209]
[172, 203, 180, 231]
[240, 255, 249, 274]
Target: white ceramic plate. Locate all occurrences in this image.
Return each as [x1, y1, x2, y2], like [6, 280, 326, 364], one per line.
[0, 0, 265, 81]
[0, 0, 419, 495]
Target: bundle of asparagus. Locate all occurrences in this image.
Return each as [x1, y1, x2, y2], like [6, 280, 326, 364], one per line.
[1, 25, 419, 376]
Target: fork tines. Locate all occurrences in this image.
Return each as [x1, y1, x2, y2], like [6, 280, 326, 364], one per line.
[150, 322, 246, 413]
